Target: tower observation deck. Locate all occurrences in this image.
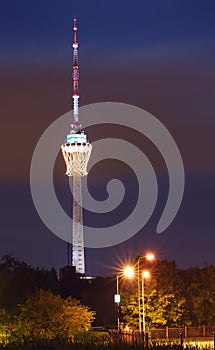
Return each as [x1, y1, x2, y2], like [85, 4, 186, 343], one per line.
[61, 17, 92, 274]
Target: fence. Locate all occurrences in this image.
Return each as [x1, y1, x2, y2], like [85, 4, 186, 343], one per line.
[109, 326, 215, 345]
[149, 325, 215, 339]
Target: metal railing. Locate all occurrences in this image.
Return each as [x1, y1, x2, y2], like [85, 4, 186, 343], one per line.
[109, 326, 215, 345]
[149, 325, 215, 339]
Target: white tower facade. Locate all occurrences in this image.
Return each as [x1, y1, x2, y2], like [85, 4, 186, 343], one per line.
[61, 18, 92, 274]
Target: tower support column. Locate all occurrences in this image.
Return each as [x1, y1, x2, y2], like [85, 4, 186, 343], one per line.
[72, 172, 85, 274]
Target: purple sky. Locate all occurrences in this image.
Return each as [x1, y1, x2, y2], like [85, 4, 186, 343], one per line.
[0, 1, 215, 276]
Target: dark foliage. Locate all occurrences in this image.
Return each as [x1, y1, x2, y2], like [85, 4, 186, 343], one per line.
[0, 254, 59, 321]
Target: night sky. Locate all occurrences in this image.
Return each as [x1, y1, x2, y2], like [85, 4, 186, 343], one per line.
[1, 1, 215, 276]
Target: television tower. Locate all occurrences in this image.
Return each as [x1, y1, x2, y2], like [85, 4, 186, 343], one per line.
[61, 17, 92, 274]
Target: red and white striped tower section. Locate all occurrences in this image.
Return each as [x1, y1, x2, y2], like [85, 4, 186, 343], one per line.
[61, 17, 92, 274]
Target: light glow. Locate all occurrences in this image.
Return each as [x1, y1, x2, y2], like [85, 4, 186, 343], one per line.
[142, 270, 150, 279]
[145, 252, 155, 261]
[123, 266, 134, 278]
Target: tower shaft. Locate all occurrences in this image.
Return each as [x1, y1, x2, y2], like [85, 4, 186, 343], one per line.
[72, 173, 85, 274]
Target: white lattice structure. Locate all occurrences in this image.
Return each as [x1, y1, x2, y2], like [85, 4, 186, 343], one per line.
[61, 17, 92, 275]
[61, 142, 92, 176]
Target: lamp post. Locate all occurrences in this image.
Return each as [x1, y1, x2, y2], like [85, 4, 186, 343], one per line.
[142, 270, 150, 333]
[114, 274, 120, 330]
[114, 266, 134, 330]
[137, 253, 155, 333]
[137, 258, 142, 333]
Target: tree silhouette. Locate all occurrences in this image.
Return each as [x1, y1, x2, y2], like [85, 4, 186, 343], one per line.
[15, 289, 95, 341]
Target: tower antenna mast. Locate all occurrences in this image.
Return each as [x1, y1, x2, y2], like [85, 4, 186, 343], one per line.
[72, 16, 80, 131]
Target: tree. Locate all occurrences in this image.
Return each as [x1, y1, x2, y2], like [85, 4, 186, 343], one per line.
[16, 289, 95, 341]
[120, 288, 186, 330]
[0, 255, 59, 319]
[145, 290, 186, 328]
[120, 291, 139, 329]
[120, 259, 187, 329]
[181, 265, 215, 325]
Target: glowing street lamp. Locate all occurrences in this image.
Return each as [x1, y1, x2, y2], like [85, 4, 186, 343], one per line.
[114, 265, 134, 330]
[145, 253, 155, 261]
[124, 265, 135, 279]
[142, 270, 150, 279]
[137, 252, 155, 333]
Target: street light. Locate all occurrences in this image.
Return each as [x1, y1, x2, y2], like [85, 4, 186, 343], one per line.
[114, 265, 134, 330]
[114, 274, 121, 331]
[124, 266, 135, 279]
[137, 253, 155, 333]
[145, 253, 155, 261]
[142, 270, 150, 333]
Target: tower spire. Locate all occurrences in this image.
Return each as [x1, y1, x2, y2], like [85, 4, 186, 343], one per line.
[73, 16, 77, 45]
[72, 16, 79, 131]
